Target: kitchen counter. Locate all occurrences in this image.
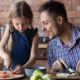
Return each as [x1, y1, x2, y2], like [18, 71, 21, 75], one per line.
[0, 61, 4, 70]
[37, 43, 48, 60]
[1, 60, 80, 80]
[0, 57, 4, 70]
[38, 43, 48, 48]
[15, 73, 80, 80]
[0, 60, 47, 70]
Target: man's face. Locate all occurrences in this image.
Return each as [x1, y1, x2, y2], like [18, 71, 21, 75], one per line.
[40, 11, 60, 39]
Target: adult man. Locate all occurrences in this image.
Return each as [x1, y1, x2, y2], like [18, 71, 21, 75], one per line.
[39, 1, 80, 73]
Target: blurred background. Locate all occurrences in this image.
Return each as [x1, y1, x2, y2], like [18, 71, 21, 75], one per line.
[0, 0, 80, 70]
[0, 0, 80, 36]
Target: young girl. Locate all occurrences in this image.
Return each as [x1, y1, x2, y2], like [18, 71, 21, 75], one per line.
[0, 1, 38, 74]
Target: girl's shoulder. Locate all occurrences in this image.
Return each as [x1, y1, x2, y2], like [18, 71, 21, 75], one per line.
[26, 28, 38, 37]
[27, 28, 38, 33]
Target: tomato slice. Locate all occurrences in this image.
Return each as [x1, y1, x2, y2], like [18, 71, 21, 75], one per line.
[3, 72, 7, 74]
[2, 74, 9, 78]
[12, 71, 15, 74]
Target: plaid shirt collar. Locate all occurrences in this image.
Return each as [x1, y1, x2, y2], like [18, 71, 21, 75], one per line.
[56, 25, 80, 50]
[72, 25, 80, 41]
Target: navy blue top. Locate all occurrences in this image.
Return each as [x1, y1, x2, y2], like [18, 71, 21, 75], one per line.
[3, 28, 38, 70]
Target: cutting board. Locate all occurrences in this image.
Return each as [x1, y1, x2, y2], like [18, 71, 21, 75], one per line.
[0, 71, 24, 79]
[52, 72, 80, 80]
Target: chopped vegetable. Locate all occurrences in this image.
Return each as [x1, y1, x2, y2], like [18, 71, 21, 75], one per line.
[2, 74, 9, 78]
[43, 74, 54, 80]
[33, 70, 44, 77]
[30, 74, 43, 80]
[3, 72, 7, 74]
[56, 73, 70, 77]
[30, 70, 44, 80]
[68, 68, 75, 73]
[12, 71, 15, 74]
[30, 70, 54, 80]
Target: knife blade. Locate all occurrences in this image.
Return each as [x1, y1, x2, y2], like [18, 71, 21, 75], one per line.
[7, 67, 12, 71]
[61, 63, 76, 73]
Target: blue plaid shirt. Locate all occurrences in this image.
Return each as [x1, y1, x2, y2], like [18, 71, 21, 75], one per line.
[47, 25, 80, 71]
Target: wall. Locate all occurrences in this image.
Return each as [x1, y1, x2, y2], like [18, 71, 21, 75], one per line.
[0, 0, 80, 36]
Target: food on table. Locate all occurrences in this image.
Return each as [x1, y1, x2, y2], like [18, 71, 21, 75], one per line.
[68, 68, 75, 73]
[12, 71, 15, 74]
[56, 73, 70, 77]
[43, 74, 54, 80]
[30, 70, 54, 80]
[3, 72, 7, 74]
[30, 74, 43, 80]
[30, 70, 44, 80]
[33, 70, 44, 77]
[70, 73, 79, 76]
[0, 71, 13, 78]
[0, 71, 24, 79]
[56, 72, 79, 78]
[56, 68, 79, 78]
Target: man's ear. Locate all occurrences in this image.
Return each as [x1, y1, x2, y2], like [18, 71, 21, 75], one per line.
[57, 16, 63, 25]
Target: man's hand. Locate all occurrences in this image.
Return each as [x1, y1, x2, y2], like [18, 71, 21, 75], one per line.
[51, 58, 68, 72]
[76, 60, 80, 74]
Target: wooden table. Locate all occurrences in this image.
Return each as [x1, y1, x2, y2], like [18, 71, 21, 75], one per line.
[18, 73, 80, 80]
[18, 77, 80, 80]
[21, 77, 80, 80]
[3, 72, 79, 80]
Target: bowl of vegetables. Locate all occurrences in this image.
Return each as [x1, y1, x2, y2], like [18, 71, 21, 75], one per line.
[25, 66, 46, 78]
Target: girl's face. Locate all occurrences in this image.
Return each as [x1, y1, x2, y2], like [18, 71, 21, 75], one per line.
[12, 16, 30, 33]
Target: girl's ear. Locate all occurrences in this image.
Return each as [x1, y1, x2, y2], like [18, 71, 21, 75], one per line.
[57, 16, 63, 25]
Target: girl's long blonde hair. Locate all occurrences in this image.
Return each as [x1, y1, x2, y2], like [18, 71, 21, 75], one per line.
[7, 1, 33, 52]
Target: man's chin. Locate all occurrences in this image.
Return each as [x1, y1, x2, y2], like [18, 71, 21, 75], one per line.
[49, 36, 53, 40]
[49, 35, 56, 40]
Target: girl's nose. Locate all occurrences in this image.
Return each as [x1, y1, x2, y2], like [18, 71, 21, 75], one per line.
[19, 25, 23, 30]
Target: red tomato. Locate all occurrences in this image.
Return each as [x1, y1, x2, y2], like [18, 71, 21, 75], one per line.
[2, 74, 9, 78]
[3, 72, 7, 74]
[12, 71, 15, 74]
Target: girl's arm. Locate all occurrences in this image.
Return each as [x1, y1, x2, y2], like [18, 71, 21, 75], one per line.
[0, 26, 12, 68]
[23, 32, 39, 68]
[0, 26, 10, 59]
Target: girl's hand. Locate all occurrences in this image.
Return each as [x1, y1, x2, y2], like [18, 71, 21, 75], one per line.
[4, 53, 12, 69]
[14, 65, 25, 74]
[51, 58, 68, 72]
